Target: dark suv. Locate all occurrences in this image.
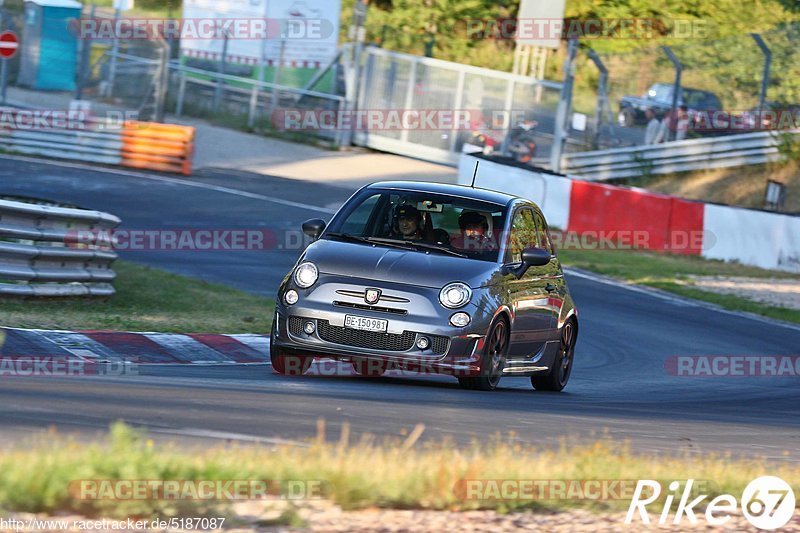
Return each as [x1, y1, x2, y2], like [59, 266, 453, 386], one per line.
[618, 83, 723, 127]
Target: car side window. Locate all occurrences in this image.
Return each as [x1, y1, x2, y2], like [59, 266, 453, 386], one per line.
[533, 210, 553, 255]
[339, 193, 381, 235]
[505, 208, 538, 263]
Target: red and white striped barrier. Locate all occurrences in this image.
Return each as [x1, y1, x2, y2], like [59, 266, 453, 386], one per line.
[458, 154, 800, 272]
[0, 328, 269, 365]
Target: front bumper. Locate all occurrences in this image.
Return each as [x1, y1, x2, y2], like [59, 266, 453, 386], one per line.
[272, 274, 494, 376]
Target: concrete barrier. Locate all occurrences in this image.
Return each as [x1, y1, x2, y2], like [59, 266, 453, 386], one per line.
[457, 152, 800, 273]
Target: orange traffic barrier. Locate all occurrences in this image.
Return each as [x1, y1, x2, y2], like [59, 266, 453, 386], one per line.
[120, 121, 195, 175]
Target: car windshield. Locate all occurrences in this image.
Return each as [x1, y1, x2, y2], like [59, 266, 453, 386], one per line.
[647, 84, 673, 102]
[324, 189, 508, 263]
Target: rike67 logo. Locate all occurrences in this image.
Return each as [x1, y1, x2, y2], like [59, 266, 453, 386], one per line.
[626, 476, 796, 530]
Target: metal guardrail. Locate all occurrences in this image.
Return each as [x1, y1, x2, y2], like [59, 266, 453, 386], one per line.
[562, 130, 800, 180]
[0, 197, 120, 297]
[0, 108, 195, 175]
[169, 60, 347, 146]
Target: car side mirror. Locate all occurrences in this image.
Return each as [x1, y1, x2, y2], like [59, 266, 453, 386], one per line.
[522, 247, 552, 267]
[505, 247, 551, 278]
[302, 219, 326, 240]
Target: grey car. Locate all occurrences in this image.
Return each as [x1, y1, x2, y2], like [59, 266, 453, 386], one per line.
[271, 181, 578, 391]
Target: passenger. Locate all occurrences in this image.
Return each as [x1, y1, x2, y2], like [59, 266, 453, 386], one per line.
[393, 205, 425, 241]
[452, 211, 497, 251]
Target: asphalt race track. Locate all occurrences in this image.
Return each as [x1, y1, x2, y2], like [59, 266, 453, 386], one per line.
[1, 155, 799, 458]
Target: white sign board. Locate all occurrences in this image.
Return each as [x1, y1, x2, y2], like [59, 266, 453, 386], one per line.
[181, 0, 341, 68]
[113, 0, 134, 11]
[516, 0, 566, 49]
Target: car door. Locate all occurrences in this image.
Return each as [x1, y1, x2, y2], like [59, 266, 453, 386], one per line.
[532, 208, 563, 341]
[504, 207, 553, 359]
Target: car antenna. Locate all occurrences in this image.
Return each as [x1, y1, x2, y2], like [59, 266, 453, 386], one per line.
[470, 161, 479, 188]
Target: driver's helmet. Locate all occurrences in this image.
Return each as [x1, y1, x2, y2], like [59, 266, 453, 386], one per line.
[458, 211, 488, 233]
[393, 204, 423, 236]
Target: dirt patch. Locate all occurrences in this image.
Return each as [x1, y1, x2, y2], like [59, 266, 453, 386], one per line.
[685, 276, 800, 310]
[617, 160, 800, 213]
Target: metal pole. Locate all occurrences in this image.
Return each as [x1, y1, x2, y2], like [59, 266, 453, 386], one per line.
[351, 0, 368, 113]
[213, 30, 229, 113]
[549, 37, 578, 173]
[751, 33, 771, 111]
[661, 46, 683, 142]
[270, 39, 285, 112]
[105, 7, 121, 98]
[175, 71, 186, 116]
[153, 38, 168, 122]
[588, 49, 610, 149]
[0, 59, 7, 105]
[76, 4, 96, 100]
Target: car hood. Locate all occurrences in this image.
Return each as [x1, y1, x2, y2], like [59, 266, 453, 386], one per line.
[302, 239, 499, 289]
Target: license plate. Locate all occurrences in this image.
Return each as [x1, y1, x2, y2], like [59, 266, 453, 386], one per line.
[344, 315, 388, 332]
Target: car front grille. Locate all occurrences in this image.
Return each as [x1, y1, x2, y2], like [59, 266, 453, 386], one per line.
[317, 320, 416, 351]
[430, 336, 449, 355]
[288, 316, 305, 335]
[289, 316, 449, 355]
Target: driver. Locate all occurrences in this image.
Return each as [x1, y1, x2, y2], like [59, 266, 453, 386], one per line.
[394, 205, 425, 241]
[452, 211, 497, 251]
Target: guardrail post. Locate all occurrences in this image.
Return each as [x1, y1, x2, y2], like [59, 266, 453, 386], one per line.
[750, 34, 772, 111]
[248, 83, 259, 128]
[175, 71, 186, 117]
[213, 30, 229, 114]
[549, 37, 578, 173]
[661, 46, 683, 142]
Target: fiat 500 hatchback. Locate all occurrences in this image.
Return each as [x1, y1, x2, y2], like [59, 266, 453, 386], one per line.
[271, 181, 578, 391]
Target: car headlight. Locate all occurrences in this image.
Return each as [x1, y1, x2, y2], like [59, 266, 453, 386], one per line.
[293, 262, 318, 288]
[439, 282, 472, 309]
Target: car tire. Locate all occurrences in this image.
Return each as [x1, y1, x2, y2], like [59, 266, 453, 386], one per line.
[531, 319, 576, 392]
[458, 316, 509, 391]
[352, 358, 386, 377]
[618, 109, 635, 127]
[270, 345, 312, 376]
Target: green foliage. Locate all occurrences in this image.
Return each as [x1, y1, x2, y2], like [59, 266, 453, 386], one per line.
[343, 1, 800, 113]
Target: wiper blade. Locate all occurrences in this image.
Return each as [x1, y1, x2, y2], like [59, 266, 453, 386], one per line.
[368, 237, 468, 258]
[327, 234, 467, 257]
[325, 232, 372, 244]
[326, 233, 417, 252]
[407, 241, 468, 258]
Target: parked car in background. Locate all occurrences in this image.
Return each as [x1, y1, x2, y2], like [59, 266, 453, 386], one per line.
[618, 83, 723, 127]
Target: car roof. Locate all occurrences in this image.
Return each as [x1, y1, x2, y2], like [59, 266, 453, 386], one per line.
[365, 181, 521, 207]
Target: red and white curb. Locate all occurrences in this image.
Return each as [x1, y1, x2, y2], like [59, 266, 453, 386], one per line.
[0, 327, 269, 365]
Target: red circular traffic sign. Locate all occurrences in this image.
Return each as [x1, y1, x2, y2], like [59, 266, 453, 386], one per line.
[0, 31, 19, 59]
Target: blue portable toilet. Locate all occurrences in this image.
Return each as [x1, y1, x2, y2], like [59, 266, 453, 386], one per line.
[18, 0, 83, 91]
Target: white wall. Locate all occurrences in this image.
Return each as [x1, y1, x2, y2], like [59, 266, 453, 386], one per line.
[703, 204, 800, 273]
[458, 154, 572, 229]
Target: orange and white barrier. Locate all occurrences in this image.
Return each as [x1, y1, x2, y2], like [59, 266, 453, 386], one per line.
[120, 121, 195, 175]
[0, 107, 195, 175]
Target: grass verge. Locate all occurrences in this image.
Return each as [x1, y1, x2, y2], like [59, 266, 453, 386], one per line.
[0, 423, 797, 520]
[0, 262, 274, 333]
[558, 248, 800, 324]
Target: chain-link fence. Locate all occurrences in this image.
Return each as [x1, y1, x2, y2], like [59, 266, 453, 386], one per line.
[568, 22, 800, 153]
